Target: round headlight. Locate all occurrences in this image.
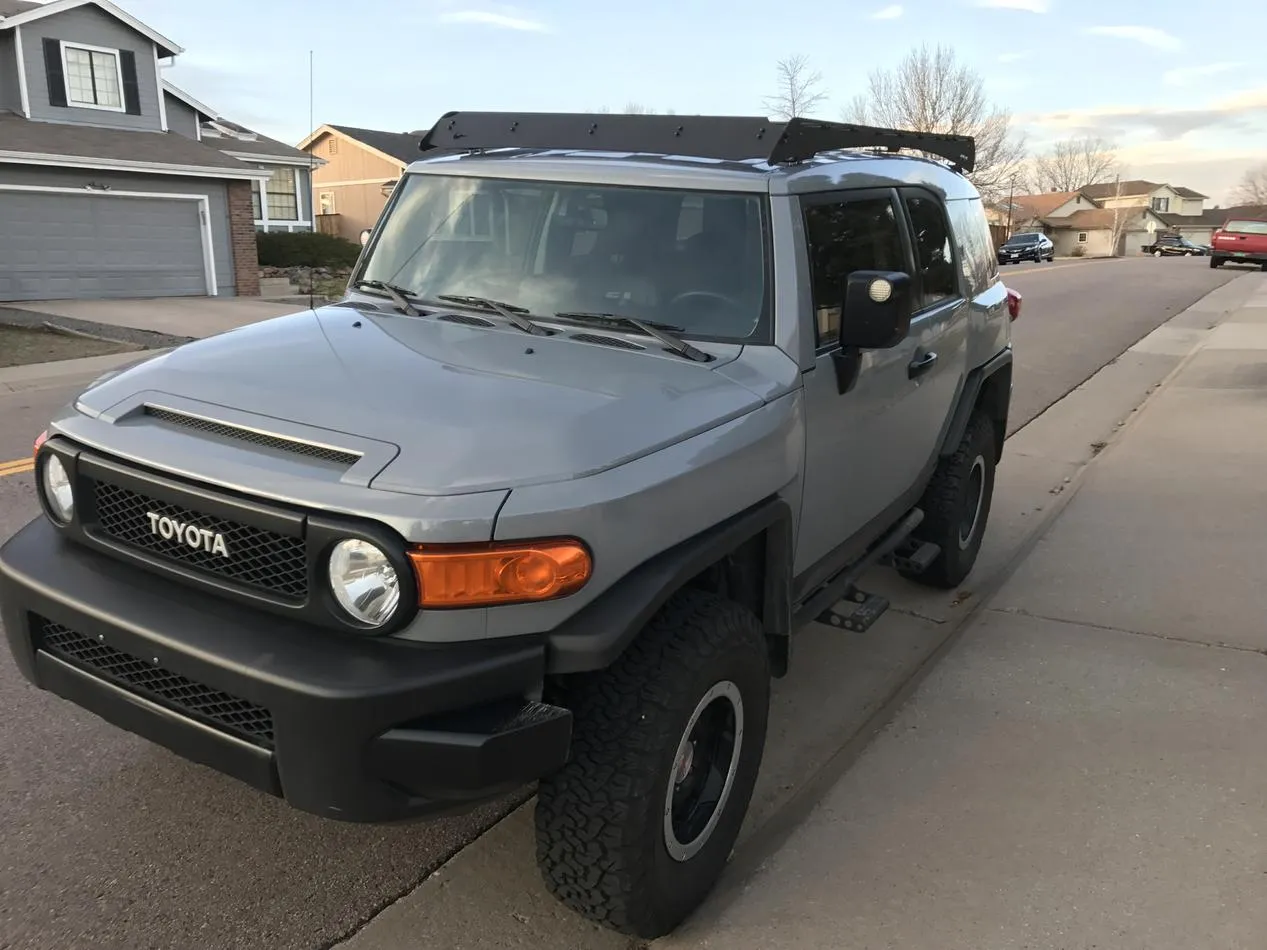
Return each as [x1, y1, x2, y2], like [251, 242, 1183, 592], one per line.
[41, 455, 74, 523]
[328, 538, 400, 627]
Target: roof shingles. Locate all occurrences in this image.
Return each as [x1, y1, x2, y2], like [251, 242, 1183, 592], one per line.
[0, 114, 266, 178]
[326, 125, 423, 164]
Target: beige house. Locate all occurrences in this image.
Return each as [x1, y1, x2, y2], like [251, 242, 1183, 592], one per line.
[1008, 179, 1217, 256]
[1009, 190, 1099, 232]
[1079, 180, 1207, 217]
[298, 124, 424, 242]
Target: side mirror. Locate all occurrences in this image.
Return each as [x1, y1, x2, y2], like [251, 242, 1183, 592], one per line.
[359, 228, 372, 246]
[838, 271, 913, 350]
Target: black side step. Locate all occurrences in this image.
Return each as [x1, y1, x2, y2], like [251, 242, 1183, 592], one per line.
[792, 507, 924, 631]
[882, 537, 941, 575]
[817, 587, 890, 632]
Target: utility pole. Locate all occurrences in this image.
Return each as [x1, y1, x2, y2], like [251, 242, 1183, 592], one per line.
[1006, 175, 1015, 237]
[1112, 172, 1122, 257]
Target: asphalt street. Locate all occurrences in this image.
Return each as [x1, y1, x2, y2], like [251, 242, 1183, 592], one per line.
[0, 255, 1248, 950]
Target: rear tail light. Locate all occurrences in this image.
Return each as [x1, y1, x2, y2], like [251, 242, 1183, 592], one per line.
[1006, 287, 1022, 321]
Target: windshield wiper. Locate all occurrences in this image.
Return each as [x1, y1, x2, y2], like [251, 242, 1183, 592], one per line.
[435, 294, 550, 336]
[352, 279, 419, 316]
[553, 311, 710, 363]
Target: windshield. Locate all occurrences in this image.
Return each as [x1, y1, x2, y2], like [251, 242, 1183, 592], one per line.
[1004, 234, 1039, 245]
[1225, 219, 1267, 235]
[357, 172, 769, 342]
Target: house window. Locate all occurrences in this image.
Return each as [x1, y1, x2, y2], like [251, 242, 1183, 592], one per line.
[63, 44, 123, 110]
[1078, 232, 1088, 243]
[253, 166, 309, 232]
[319, 192, 336, 215]
[1151, 197, 1170, 212]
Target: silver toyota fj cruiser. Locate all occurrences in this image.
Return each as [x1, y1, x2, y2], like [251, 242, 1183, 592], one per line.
[1, 111, 1017, 938]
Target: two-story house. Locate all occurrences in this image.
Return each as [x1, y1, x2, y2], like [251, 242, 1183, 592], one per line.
[0, 0, 319, 302]
[298, 124, 426, 243]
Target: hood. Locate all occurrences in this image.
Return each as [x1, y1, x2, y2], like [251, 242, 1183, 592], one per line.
[77, 305, 765, 495]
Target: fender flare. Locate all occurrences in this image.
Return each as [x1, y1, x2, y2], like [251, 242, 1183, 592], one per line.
[939, 346, 1013, 459]
[544, 495, 794, 676]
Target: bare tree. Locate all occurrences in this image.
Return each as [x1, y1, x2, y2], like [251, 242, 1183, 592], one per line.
[843, 44, 1027, 202]
[1027, 136, 1120, 193]
[1108, 177, 1135, 257]
[594, 103, 675, 115]
[1232, 163, 1267, 205]
[764, 54, 827, 120]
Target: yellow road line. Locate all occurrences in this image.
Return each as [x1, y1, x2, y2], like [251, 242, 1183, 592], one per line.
[0, 458, 34, 477]
[1003, 258, 1125, 277]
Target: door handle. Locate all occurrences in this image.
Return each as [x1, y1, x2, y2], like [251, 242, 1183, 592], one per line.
[908, 351, 938, 379]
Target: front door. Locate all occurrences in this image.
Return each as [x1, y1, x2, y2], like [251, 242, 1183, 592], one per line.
[792, 186, 968, 589]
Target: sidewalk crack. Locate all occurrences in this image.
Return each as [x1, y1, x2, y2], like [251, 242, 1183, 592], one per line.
[989, 607, 1267, 657]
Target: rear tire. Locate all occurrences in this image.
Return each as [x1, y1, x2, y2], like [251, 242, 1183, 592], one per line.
[1210, 256, 1223, 268]
[900, 411, 997, 590]
[535, 589, 770, 940]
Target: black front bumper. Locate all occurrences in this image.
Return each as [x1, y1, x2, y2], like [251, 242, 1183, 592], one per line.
[0, 517, 572, 823]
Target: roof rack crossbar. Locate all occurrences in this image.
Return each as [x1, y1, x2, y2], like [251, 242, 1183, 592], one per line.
[417, 112, 976, 173]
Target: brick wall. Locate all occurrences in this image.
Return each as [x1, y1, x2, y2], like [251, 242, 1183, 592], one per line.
[227, 180, 260, 297]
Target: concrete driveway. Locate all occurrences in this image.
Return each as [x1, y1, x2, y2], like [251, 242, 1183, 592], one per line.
[4, 296, 310, 340]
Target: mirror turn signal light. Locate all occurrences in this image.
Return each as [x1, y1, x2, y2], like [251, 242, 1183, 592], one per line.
[33, 430, 48, 463]
[408, 538, 592, 608]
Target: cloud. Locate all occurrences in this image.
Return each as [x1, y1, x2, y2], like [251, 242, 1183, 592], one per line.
[871, 4, 903, 18]
[1085, 25, 1181, 51]
[437, 10, 549, 32]
[973, 0, 1049, 12]
[997, 50, 1030, 63]
[1025, 87, 1267, 140]
[1163, 62, 1245, 86]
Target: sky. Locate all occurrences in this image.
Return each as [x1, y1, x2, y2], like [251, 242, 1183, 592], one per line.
[112, 0, 1267, 204]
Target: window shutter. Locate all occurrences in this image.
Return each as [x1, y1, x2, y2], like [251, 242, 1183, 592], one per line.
[43, 38, 67, 108]
[119, 49, 141, 115]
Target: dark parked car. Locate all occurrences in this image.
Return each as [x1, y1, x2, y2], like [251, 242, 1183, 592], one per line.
[1141, 233, 1207, 257]
[997, 232, 1053, 264]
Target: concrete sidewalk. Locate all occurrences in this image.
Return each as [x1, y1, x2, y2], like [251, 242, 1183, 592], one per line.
[660, 273, 1267, 949]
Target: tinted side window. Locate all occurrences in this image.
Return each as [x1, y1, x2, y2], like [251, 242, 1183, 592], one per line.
[903, 194, 958, 309]
[946, 198, 998, 297]
[803, 195, 906, 348]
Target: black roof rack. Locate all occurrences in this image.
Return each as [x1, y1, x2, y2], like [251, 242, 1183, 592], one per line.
[417, 111, 976, 173]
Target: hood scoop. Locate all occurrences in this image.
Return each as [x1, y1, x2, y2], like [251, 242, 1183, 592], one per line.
[142, 405, 363, 468]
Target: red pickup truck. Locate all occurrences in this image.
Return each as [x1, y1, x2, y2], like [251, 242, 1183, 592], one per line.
[1210, 217, 1267, 269]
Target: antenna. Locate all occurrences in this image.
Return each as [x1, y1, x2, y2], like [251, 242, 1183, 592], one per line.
[307, 48, 315, 312]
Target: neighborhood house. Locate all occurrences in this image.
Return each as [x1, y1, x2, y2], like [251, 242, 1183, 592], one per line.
[1004, 179, 1267, 257]
[0, 0, 321, 302]
[299, 123, 425, 243]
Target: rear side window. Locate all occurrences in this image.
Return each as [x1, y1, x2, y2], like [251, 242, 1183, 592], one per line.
[902, 193, 958, 310]
[803, 195, 906, 348]
[1225, 220, 1267, 235]
[946, 198, 999, 297]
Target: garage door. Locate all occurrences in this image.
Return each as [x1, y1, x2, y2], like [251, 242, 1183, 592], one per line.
[0, 191, 208, 301]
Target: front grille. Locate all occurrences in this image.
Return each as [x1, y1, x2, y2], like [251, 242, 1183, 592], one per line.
[38, 619, 275, 748]
[91, 478, 309, 600]
[144, 407, 360, 467]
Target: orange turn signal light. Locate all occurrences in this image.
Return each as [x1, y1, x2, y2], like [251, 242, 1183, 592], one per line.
[408, 538, 592, 608]
[33, 430, 48, 463]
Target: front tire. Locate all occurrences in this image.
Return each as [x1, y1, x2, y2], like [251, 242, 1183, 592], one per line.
[900, 411, 997, 589]
[535, 589, 770, 939]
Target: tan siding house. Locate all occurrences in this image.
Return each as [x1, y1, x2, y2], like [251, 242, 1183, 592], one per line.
[299, 124, 422, 242]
